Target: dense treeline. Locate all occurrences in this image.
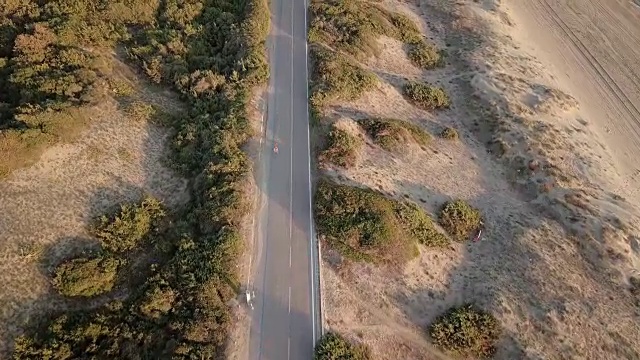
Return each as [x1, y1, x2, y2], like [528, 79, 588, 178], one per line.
[10, 0, 269, 358]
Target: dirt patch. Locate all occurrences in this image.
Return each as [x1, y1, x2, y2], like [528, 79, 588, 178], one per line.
[0, 59, 189, 355]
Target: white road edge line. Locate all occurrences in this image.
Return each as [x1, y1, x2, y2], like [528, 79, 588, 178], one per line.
[302, 0, 320, 346]
[289, 2, 295, 360]
[289, 0, 294, 272]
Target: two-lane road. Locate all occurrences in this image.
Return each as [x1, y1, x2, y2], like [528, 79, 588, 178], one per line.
[247, 0, 321, 357]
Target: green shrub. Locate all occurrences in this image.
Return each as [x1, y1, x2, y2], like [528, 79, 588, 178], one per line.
[314, 332, 371, 360]
[394, 202, 449, 247]
[92, 196, 165, 253]
[408, 40, 443, 69]
[308, 0, 421, 58]
[139, 286, 176, 320]
[310, 46, 378, 109]
[52, 255, 121, 297]
[440, 126, 458, 140]
[403, 81, 450, 110]
[429, 305, 501, 358]
[359, 117, 430, 151]
[438, 200, 482, 242]
[319, 124, 362, 168]
[125, 101, 157, 122]
[314, 179, 417, 264]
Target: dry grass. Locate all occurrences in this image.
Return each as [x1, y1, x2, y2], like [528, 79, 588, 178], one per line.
[0, 56, 188, 355]
[315, 0, 640, 358]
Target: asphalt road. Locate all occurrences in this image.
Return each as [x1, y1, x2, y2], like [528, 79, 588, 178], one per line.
[247, 0, 322, 357]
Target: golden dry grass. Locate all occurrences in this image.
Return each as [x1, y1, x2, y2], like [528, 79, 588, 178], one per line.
[0, 55, 189, 355]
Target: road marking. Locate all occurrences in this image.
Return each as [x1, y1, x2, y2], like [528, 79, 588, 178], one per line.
[302, 0, 320, 345]
[289, 0, 294, 271]
[288, 286, 292, 360]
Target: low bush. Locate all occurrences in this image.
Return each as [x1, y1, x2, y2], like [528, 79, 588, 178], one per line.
[429, 304, 501, 358]
[438, 200, 482, 242]
[125, 101, 157, 122]
[408, 40, 443, 70]
[314, 332, 371, 360]
[52, 255, 121, 297]
[308, 0, 421, 58]
[314, 179, 425, 264]
[310, 46, 378, 109]
[359, 118, 430, 151]
[440, 126, 458, 140]
[403, 81, 450, 110]
[92, 196, 165, 253]
[319, 124, 363, 168]
[394, 202, 449, 247]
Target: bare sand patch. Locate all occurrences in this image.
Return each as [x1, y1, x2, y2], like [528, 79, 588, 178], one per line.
[0, 59, 189, 355]
[318, 0, 640, 358]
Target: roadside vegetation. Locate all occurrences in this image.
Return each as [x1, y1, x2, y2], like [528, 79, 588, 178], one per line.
[308, 0, 440, 61]
[10, 0, 269, 358]
[319, 123, 363, 168]
[52, 255, 122, 298]
[314, 179, 447, 264]
[403, 81, 450, 110]
[438, 199, 483, 242]
[93, 196, 165, 253]
[310, 46, 378, 110]
[408, 41, 444, 70]
[429, 305, 501, 358]
[440, 126, 459, 140]
[360, 118, 430, 151]
[314, 332, 371, 360]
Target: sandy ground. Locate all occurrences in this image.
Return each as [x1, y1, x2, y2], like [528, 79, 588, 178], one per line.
[0, 57, 189, 356]
[318, 0, 640, 359]
[226, 89, 266, 360]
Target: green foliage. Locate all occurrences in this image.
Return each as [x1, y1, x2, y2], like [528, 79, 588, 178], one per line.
[314, 179, 421, 264]
[13, 0, 270, 356]
[52, 255, 121, 297]
[359, 117, 430, 151]
[0, 0, 162, 177]
[408, 40, 444, 69]
[394, 202, 449, 247]
[125, 101, 157, 122]
[139, 285, 177, 320]
[440, 126, 458, 140]
[319, 123, 362, 168]
[109, 79, 135, 97]
[93, 196, 165, 253]
[314, 332, 371, 360]
[438, 200, 482, 242]
[308, 0, 421, 58]
[429, 305, 501, 358]
[403, 81, 450, 110]
[310, 46, 378, 109]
